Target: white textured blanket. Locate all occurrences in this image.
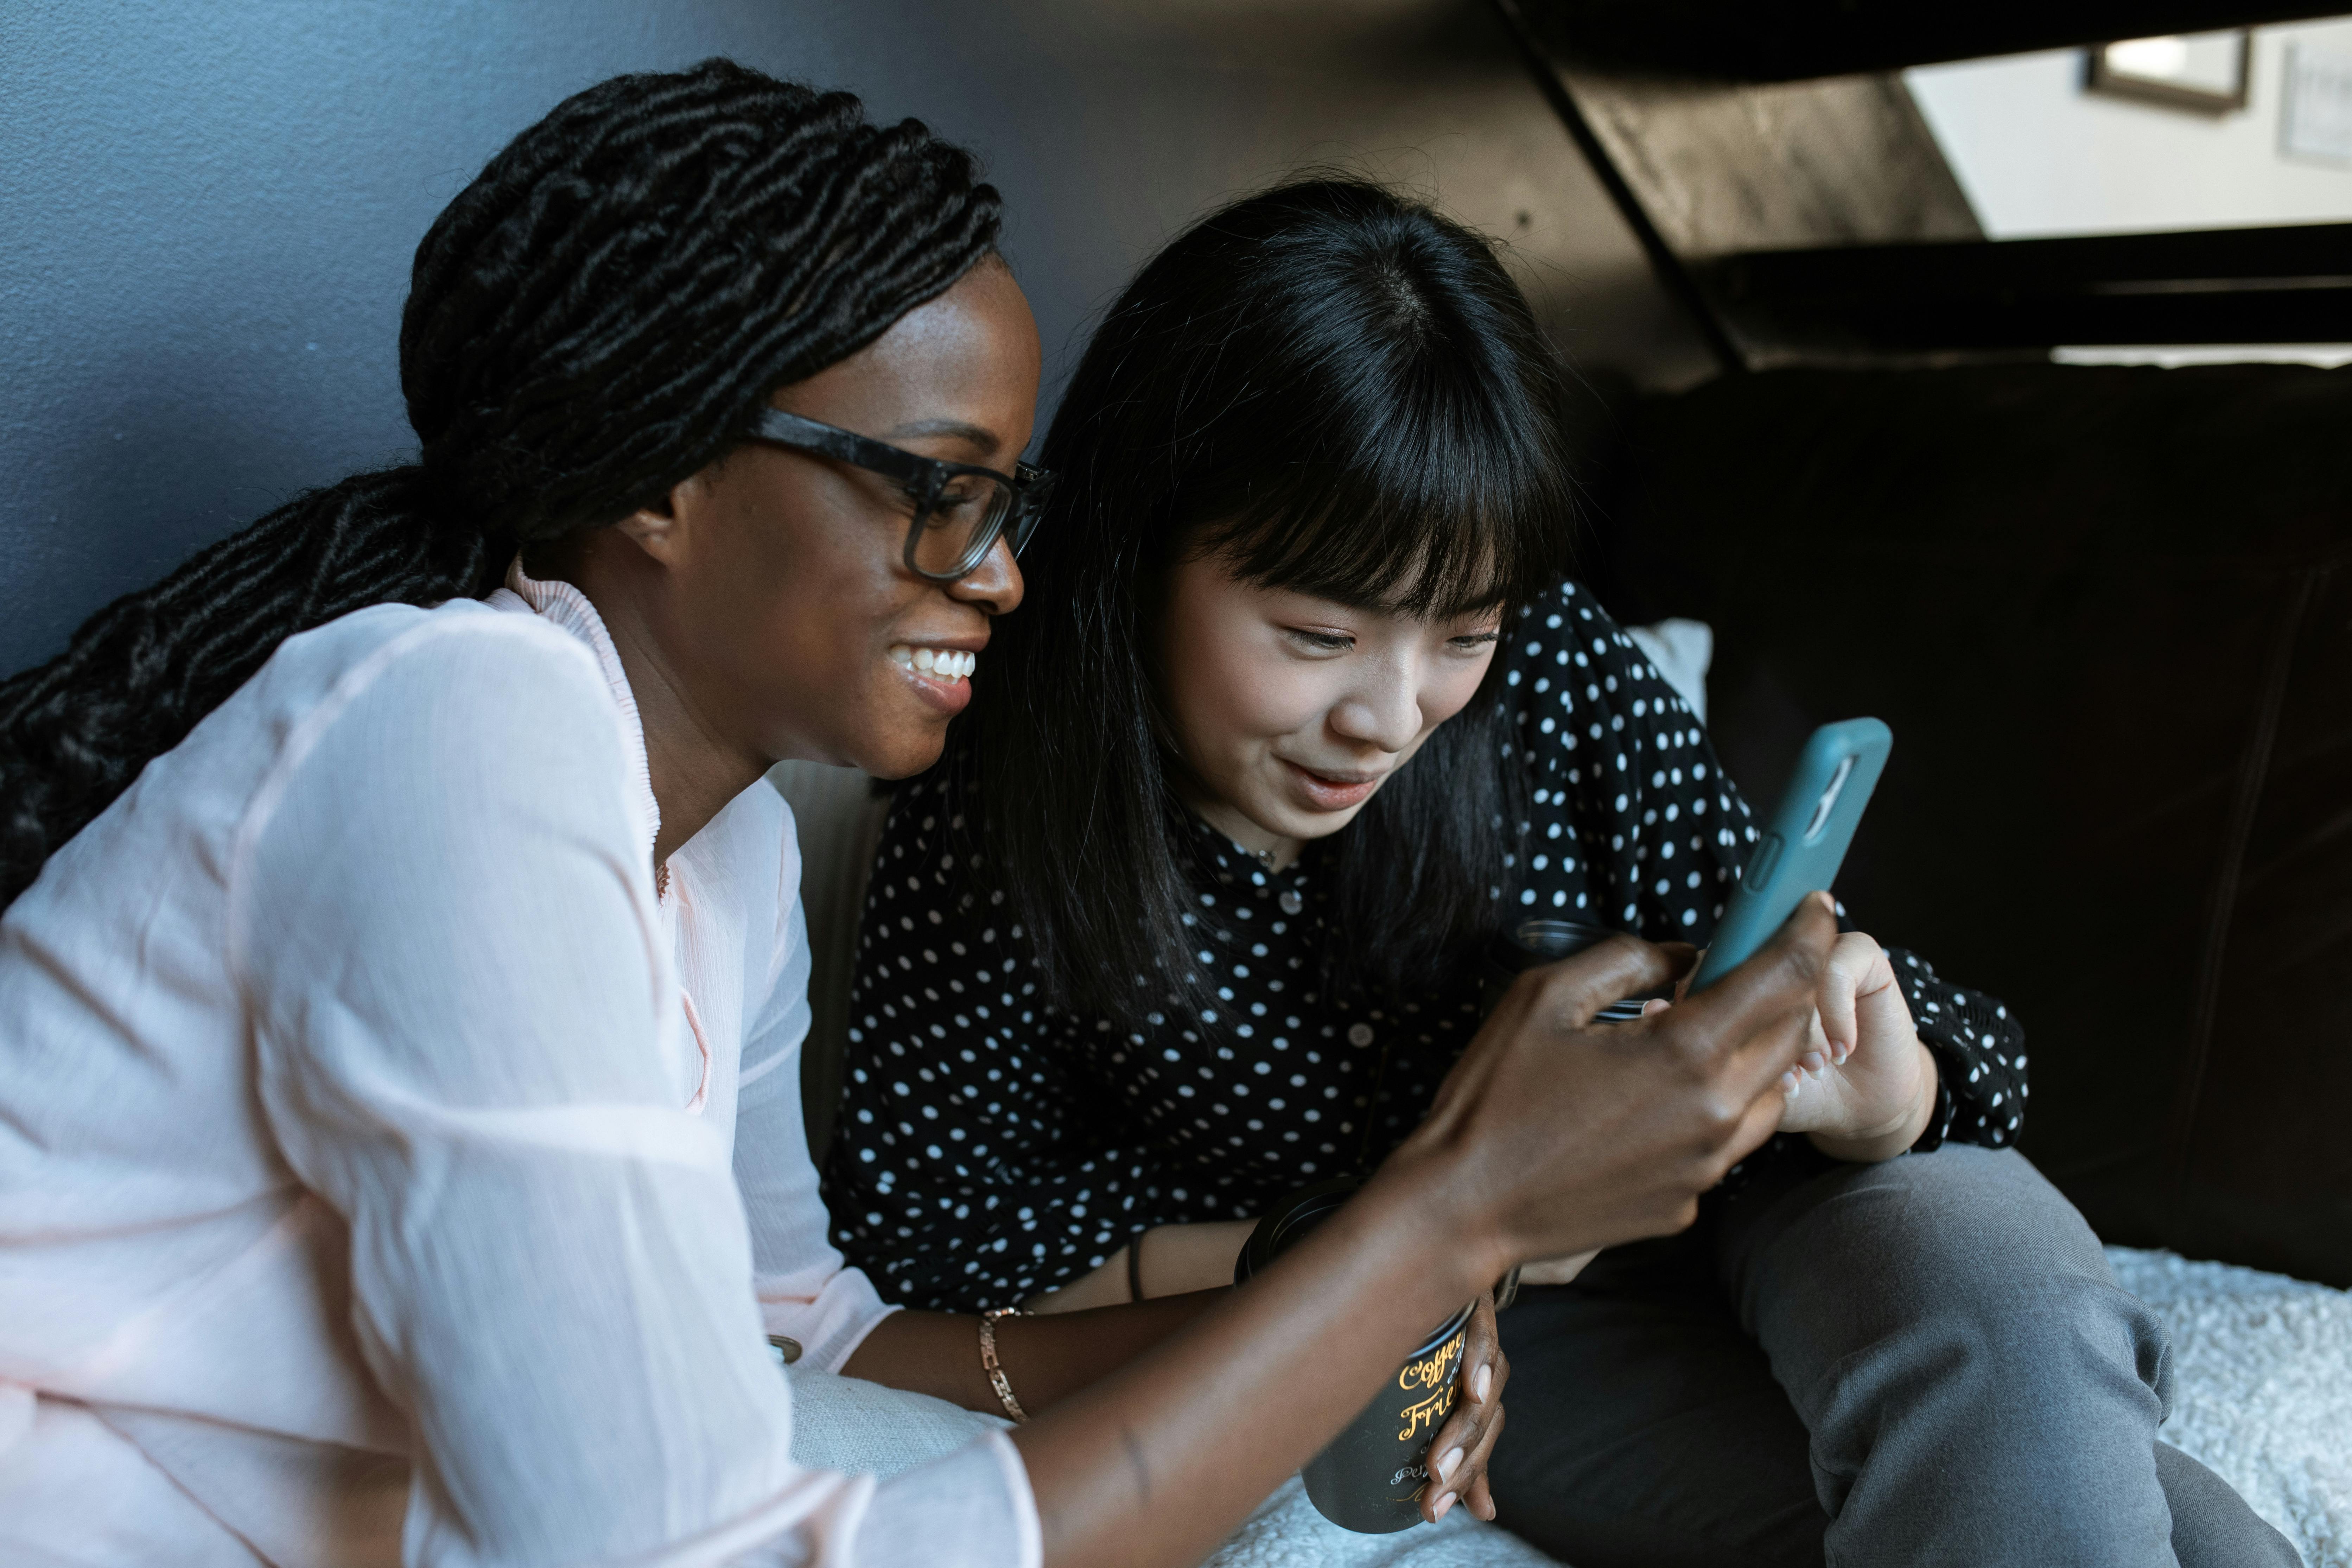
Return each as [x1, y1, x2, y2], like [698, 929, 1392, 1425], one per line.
[788, 1246, 2351, 1567]
[2109, 1247, 2352, 1568]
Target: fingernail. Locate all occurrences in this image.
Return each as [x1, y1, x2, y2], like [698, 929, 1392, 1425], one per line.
[1472, 1363, 1492, 1403]
[1431, 1492, 1457, 1521]
[1436, 1446, 1464, 1484]
[1780, 1070, 1799, 1095]
[1800, 1051, 1825, 1074]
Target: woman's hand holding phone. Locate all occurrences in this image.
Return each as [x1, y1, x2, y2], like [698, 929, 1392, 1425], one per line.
[1652, 716, 1930, 1160]
[1395, 894, 1839, 1274]
[1645, 928, 1937, 1162]
[1780, 931, 1939, 1160]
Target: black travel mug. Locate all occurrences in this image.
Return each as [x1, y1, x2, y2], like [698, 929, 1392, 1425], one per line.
[1478, 917, 1672, 1021]
[1234, 1179, 1476, 1533]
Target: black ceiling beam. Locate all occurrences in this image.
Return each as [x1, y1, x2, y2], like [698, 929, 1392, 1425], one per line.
[1520, 2, 2348, 82]
[1704, 223, 2352, 351]
[1489, 0, 1749, 374]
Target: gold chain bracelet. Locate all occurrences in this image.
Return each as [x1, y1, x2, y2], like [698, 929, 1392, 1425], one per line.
[979, 1306, 1028, 1423]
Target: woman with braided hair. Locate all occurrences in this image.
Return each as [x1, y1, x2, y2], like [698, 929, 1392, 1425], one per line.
[0, 57, 1848, 1568]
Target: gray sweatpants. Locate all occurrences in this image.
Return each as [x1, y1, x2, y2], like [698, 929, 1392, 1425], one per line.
[1486, 1144, 2300, 1567]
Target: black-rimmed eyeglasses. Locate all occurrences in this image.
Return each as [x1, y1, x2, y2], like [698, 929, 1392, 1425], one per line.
[750, 408, 1053, 583]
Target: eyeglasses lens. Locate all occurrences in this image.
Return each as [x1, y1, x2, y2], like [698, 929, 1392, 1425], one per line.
[911, 476, 1017, 579]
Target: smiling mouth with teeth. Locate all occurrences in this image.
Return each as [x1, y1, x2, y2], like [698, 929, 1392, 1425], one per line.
[888, 644, 977, 680]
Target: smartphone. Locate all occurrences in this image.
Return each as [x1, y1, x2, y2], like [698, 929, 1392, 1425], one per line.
[1686, 717, 1892, 994]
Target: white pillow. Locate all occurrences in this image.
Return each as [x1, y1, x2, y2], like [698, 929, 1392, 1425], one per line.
[1626, 618, 1713, 723]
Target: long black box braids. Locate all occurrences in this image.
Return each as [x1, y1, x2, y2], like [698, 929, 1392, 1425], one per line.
[0, 58, 999, 908]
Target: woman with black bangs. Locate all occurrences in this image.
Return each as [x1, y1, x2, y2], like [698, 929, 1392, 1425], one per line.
[822, 179, 2295, 1566]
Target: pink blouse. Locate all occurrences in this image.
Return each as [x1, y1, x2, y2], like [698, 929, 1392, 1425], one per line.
[0, 567, 1038, 1568]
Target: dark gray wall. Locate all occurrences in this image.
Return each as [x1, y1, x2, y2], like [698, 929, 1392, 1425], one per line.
[0, 0, 1703, 678]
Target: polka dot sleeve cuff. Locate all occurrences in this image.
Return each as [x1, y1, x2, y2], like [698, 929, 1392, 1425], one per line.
[1889, 947, 2028, 1151]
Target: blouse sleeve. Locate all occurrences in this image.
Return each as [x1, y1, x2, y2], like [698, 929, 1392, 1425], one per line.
[230, 615, 1037, 1568]
[821, 768, 1141, 1312]
[733, 881, 902, 1372]
[1502, 581, 2029, 1151]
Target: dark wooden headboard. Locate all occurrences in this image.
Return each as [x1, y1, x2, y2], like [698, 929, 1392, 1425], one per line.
[1585, 360, 2352, 1286]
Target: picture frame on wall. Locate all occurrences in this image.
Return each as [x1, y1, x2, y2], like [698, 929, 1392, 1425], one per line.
[2087, 31, 2253, 114]
[2281, 42, 2352, 164]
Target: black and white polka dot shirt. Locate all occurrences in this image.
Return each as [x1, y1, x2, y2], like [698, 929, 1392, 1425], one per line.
[820, 579, 2028, 1312]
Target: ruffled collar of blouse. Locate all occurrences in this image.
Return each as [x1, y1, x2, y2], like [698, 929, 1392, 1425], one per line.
[488, 558, 662, 861]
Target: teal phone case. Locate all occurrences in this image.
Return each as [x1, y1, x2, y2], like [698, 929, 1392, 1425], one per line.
[1686, 717, 1893, 993]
